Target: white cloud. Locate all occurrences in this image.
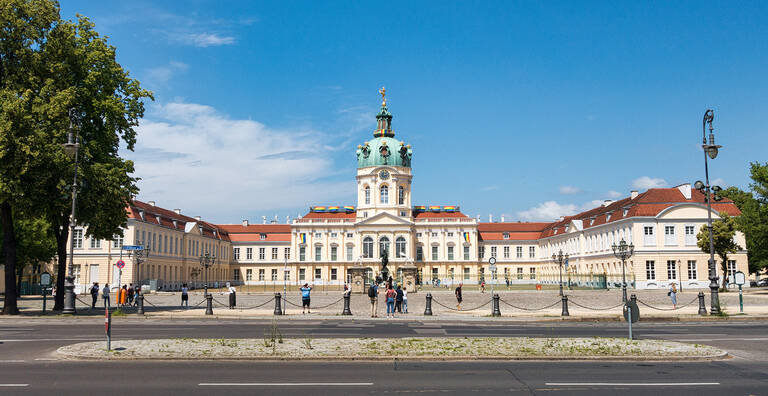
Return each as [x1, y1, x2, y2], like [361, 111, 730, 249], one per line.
[129, 102, 350, 221]
[517, 201, 578, 221]
[632, 176, 668, 190]
[711, 178, 727, 187]
[558, 185, 581, 195]
[170, 32, 236, 47]
[146, 61, 188, 85]
[606, 190, 622, 198]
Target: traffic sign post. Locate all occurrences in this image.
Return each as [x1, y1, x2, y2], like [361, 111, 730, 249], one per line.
[488, 257, 497, 296]
[105, 307, 112, 351]
[40, 272, 52, 314]
[735, 271, 746, 313]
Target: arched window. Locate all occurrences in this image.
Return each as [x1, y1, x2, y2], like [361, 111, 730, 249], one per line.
[380, 185, 388, 204]
[398, 186, 405, 205]
[363, 237, 374, 258]
[379, 237, 390, 258]
[395, 236, 406, 259]
[364, 186, 370, 205]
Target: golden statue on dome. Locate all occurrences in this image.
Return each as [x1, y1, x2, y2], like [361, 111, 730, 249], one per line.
[378, 86, 386, 106]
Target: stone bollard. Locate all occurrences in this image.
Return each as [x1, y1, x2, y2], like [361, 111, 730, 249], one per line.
[342, 293, 352, 315]
[424, 293, 433, 316]
[137, 294, 145, 315]
[492, 293, 501, 317]
[273, 292, 283, 315]
[205, 293, 213, 316]
[561, 295, 569, 317]
[698, 291, 707, 316]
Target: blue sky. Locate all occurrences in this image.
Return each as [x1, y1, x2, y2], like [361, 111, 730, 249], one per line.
[60, 1, 768, 224]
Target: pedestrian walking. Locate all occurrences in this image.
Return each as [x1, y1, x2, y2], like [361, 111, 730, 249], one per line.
[395, 285, 404, 313]
[90, 282, 99, 308]
[228, 284, 237, 309]
[480, 280, 486, 293]
[127, 283, 135, 305]
[402, 287, 408, 313]
[181, 283, 189, 308]
[133, 284, 141, 307]
[668, 283, 678, 309]
[368, 282, 379, 318]
[119, 285, 128, 307]
[300, 283, 312, 314]
[455, 283, 463, 310]
[385, 285, 397, 318]
[102, 283, 110, 309]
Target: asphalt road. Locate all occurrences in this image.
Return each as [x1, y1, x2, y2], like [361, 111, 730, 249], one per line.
[0, 318, 767, 395]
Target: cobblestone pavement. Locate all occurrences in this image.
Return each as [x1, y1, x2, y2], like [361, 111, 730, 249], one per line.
[11, 287, 768, 319]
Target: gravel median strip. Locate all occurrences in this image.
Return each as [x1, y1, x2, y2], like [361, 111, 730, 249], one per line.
[57, 337, 726, 361]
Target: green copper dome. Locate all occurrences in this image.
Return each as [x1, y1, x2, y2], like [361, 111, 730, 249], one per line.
[356, 92, 412, 168]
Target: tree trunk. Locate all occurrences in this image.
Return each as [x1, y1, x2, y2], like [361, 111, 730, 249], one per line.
[52, 213, 68, 311]
[1, 201, 19, 315]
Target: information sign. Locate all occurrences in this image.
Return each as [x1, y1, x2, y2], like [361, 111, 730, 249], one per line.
[122, 245, 144, 251]
[488, 257, 497, 272]
[40, 271, 52, 287]
[734, 271, 745, 286]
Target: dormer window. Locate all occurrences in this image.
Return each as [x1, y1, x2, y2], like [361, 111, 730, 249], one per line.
[260, 233, 267, 240]
[503, 232, 510, 240]
[589, 217, 595, 226]
[623, 208, 629, 217]
[606, 212, 612, 221]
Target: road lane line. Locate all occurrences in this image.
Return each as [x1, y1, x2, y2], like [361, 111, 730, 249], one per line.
[546, 382, 720, 386]
[0, 360, 25, 363]
[199, 382, 373, 386]
[0, 384, 29, 387]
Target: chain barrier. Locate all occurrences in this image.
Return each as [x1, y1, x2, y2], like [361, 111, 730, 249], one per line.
[142, 298, 160, 308]
[284, 298, 304, 308]
[432, 297, 492, 312]
[211, 297, 229, 308]
[636, 296, 699, 311]
[192, 299, 207, 307]
[282, 296, 345, 309]
[237, 297, 275, 310]
[498, 298, 561, 311]
[567, 299, 625, 311]
[75, 296, 95, 309]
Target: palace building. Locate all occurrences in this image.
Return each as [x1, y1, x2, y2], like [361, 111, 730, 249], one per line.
[39, 91, 748, 294]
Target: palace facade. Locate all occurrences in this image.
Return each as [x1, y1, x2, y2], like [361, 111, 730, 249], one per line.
[28, 93, 748, 294]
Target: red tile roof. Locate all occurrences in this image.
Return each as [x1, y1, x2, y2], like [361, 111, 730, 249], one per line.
[477, 222, 549, 241]
[216, 224, 292, 243]
[127, 200, 230, 241]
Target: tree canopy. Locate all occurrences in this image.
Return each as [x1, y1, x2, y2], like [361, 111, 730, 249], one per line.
[722, 162, 768, 276]
[697, 214, 741, 285]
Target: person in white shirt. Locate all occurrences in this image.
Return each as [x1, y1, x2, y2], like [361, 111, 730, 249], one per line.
[228, 285, 237, 309]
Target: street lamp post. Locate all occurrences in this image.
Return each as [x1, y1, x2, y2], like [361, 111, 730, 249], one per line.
[62, 109, 82, 315]
[551, 250, 569, 297]
[695, 109, 723, 315]
[199, 250, 216, 315]
[611, 238, 635, 303]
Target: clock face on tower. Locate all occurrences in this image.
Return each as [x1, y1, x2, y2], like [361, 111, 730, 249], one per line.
[379, 170, 389, 180]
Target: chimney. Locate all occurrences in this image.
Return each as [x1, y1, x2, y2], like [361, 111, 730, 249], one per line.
[677, 183, 692, 200]
[602, 200, 613, 207]
[148, 201, 156, 206]
[476, 215, 481, 222]
[558, 216, 565, 222]
[173, 208, 181, 214]
[286, 215, 290, 224]
[274, 215, 278, 223]
[242, 219, 249, 227]
[630, 190, 639, 200]
[194, 216, 201, 221]
[501, 215, 505, 223]
[262, 216, 267, 224]
[489, 214, 493, 222]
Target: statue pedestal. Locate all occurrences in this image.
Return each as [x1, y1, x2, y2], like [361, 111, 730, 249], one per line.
[400, 265, 418, 293]
[348, 267, 367, 294]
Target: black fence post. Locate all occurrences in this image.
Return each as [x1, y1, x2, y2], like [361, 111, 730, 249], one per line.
[137, 294, 144, 315]
[424, 293, 433, 316]
[492, 293, 501, 317]
[561, 295, 569, 317]
[205, 293, 213, 315]
[698, 291, 707, 316]
[342, 293, 352, 316]
[273, 292, 283, 315]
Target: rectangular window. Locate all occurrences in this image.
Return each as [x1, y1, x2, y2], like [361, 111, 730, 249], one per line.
[246, 269, 253, 281]
[727, 260, 737, 281]
[299, 268, 306, 280]
[315, 268, 322, 280]
[646, 260, 656, 280]
[479, 246, 485, 259]
[431, 246, 438, 261]
[687, 260, 697, 279]
[463, 267, 470, 280]
[299, 247, 306, 261]
[73, 229, 83, 249]
[667, 260, 677, 280]
[463, 246, 470, 260]
[431, 232, 437, 237]
[331, 246, 338, 261]
[416, 246, 423, 261]
[431, 268, 439, 280]
[271, 269, 278, 281]
[284, 247, 291, 260]
[272, 248, 278, 260]
[516, 246, 523, 258]
[517, 267, 523, 280]
[643, 226, 655, 246]
[346, 233, 353, 238]
[259, 248, 265, 260]
[503, 232, 510, 240]
[685, 225, 696, 246]
[529, 267, 536, 279]
[72, 265, 81, 284]
[664, 226, 676, 245]
[331, 268, 338, 280]
[284, 270, 290, 281]
[260, 233, 267, 240]
[490, 246, 497, 258]
[447, 232, 454, 237]
[529, 246, 535, 258]
[164, 235, 168, 253]
[234, 248, 240, 260]
[330, 232, 338, 238]
[90, 237, 101, 249]
[246, 248, 253, 260]
[175, 237, 179, 255]
[416, 232, 422, 237]
[314, 232, 322, 238]
[112, 234, 123, 248]
[346, 246, 353, 261]
[503, 246, 510, 258]
[447, 246, 454, 260]
[400, 211, 407, 217]
[258, 269, 265, 281]
[315, 246, 322, 261]
[233, 269, 240, 281]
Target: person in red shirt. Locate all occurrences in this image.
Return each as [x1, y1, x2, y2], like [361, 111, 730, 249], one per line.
[385, 286, 397, 318]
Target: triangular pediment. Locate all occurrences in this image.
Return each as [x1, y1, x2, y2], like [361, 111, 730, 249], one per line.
[356, 212, 413, 226]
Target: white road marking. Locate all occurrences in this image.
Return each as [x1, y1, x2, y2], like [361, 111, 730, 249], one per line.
[0, 384, 29, 387]
[0, 360, 25, 363]
[546, 382, 720, 387]
[0, 338, 100, 342]
[669, 337, 768, 342]
[34, 358, 59, 361]
[199, 382, 373, 386]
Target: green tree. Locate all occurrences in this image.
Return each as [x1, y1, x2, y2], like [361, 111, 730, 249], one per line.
[722, 162, 768, 276]
[697, 214, 741, 287]
[0, 216, 57, 296]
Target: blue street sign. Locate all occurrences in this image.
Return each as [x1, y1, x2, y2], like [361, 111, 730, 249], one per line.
[565, 258, 569, 269]
[122, 245, 144, 251]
